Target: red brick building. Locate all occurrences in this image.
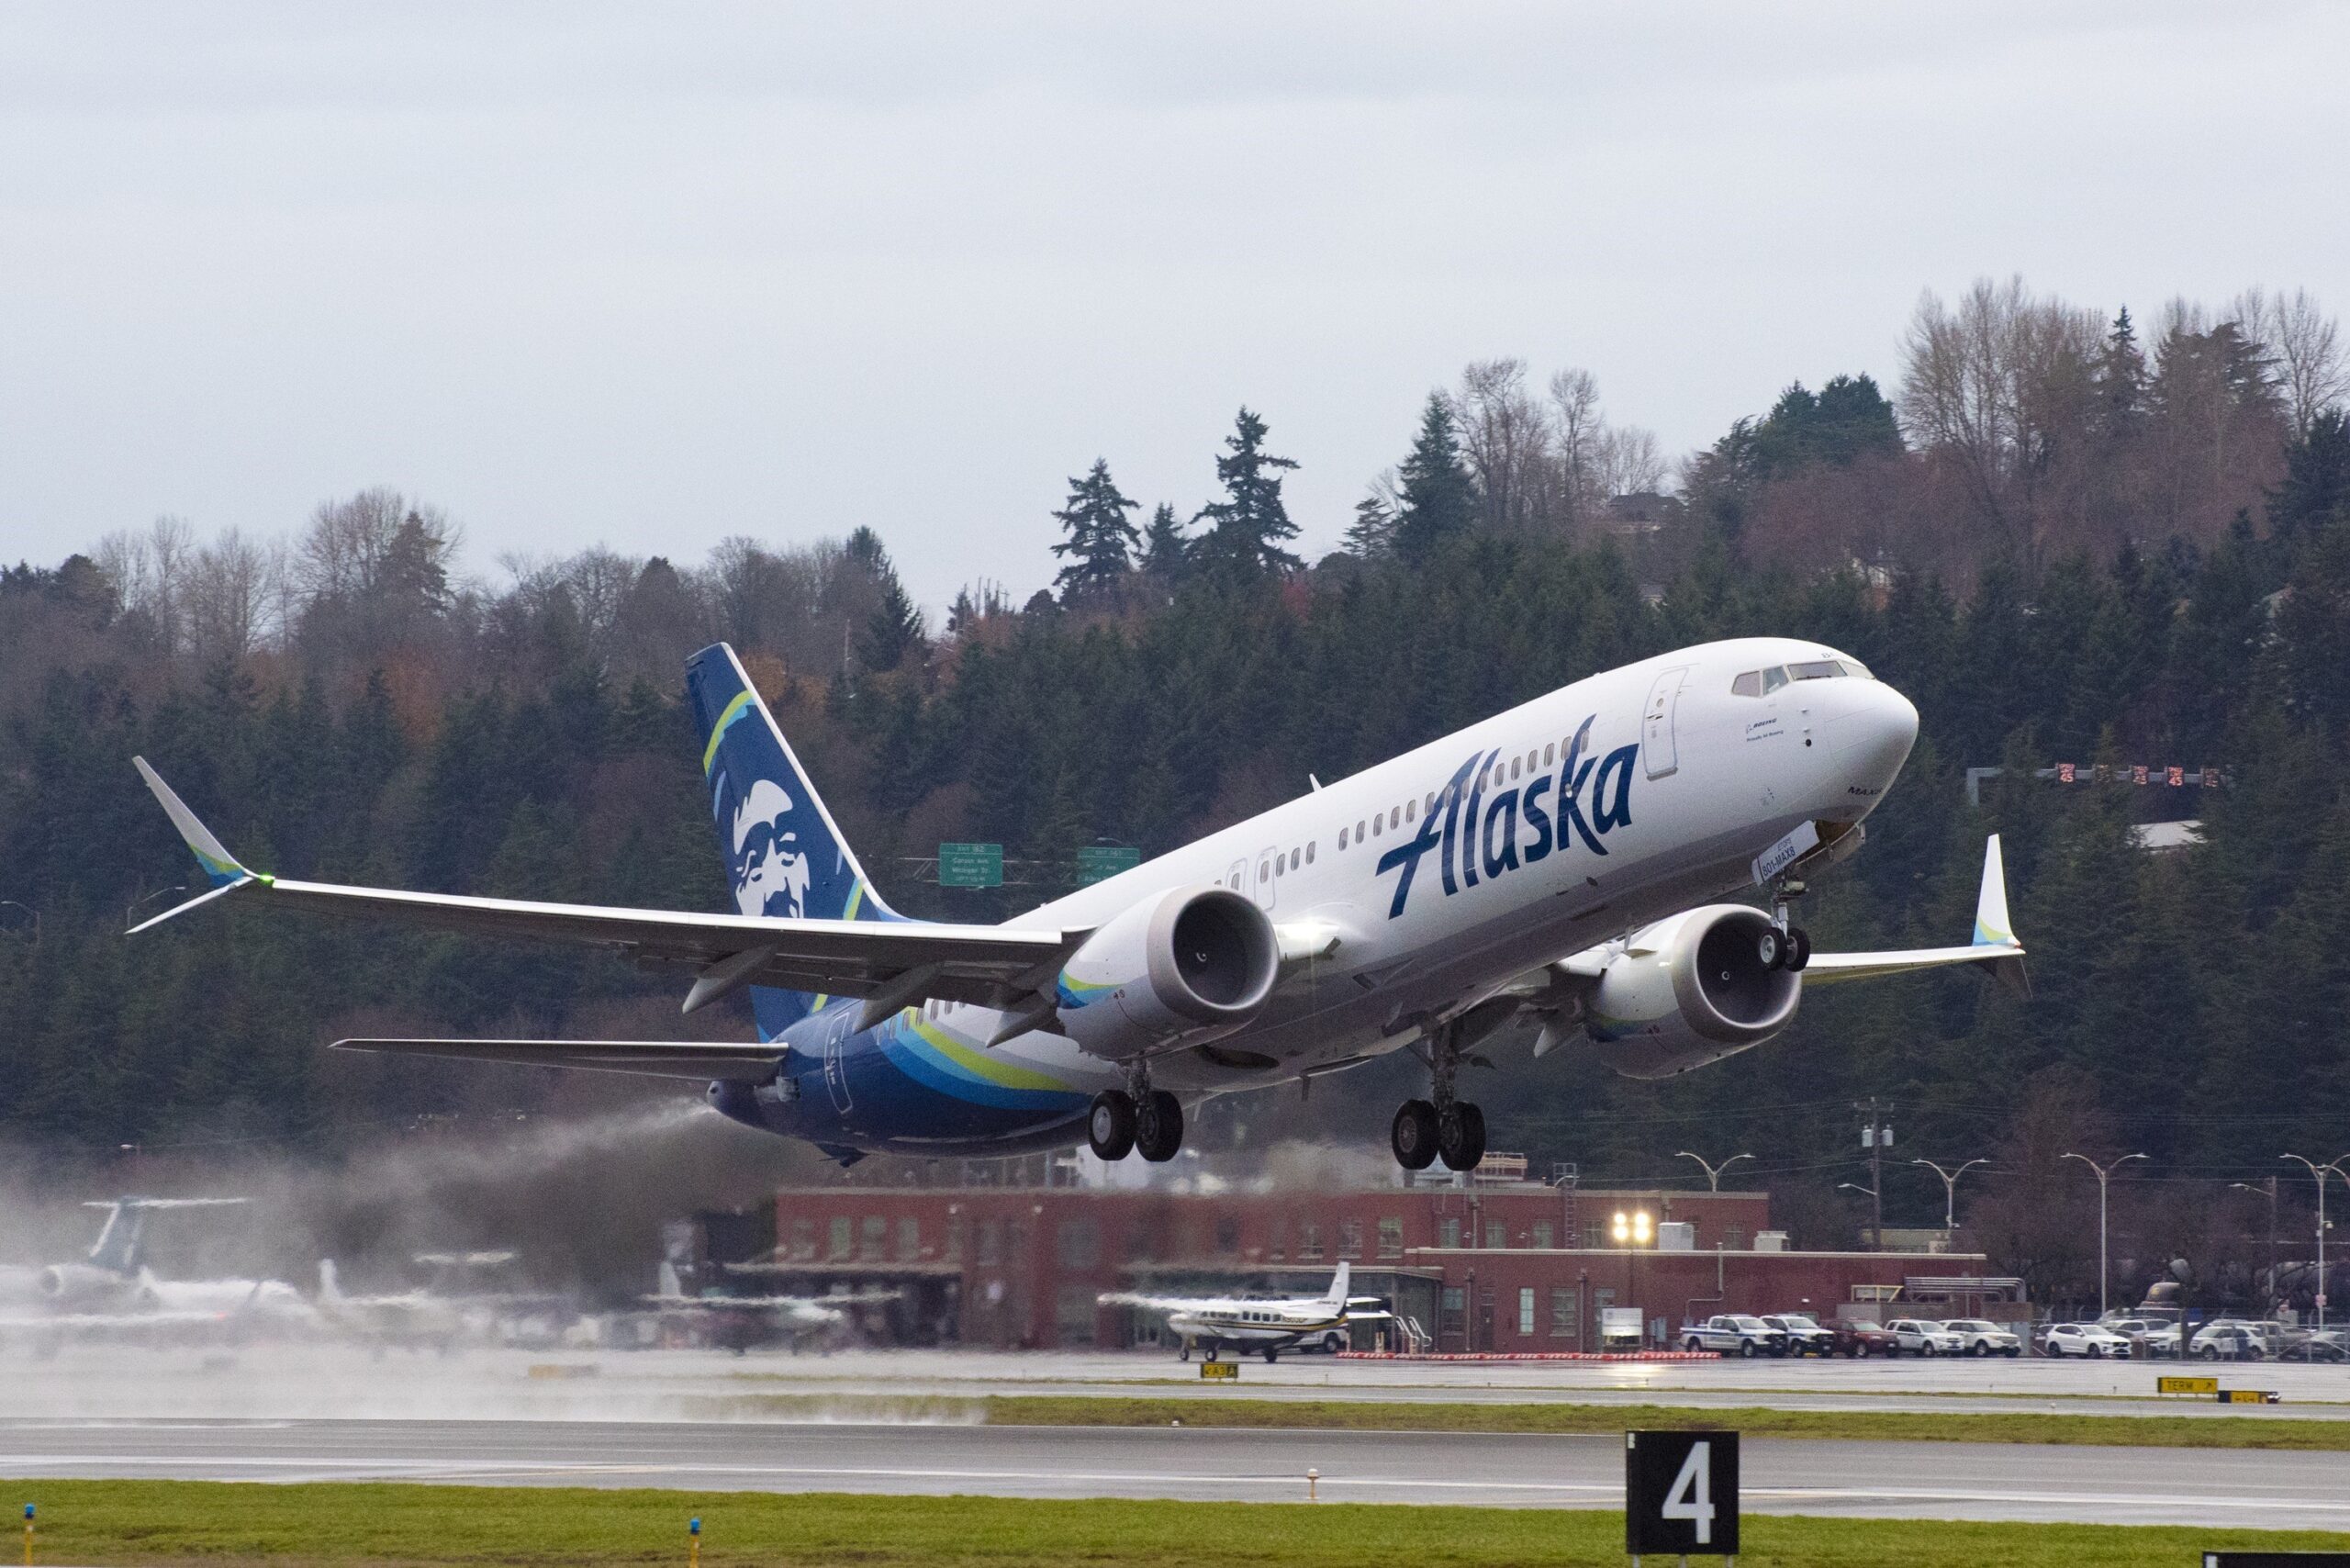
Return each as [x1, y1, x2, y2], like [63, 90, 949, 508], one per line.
[700, 1179, 2015, 1351]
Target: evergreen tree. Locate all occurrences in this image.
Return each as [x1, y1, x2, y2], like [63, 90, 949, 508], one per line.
[845, 527, 927, 673]
[1048, 458, 1142, 602]
[1191, 408, 1302, 576]
[1392, 395, 1476, 563]
[1342, 493, 1396, 559]
[1139, 504, 1189, 581]
[2094, 307, 2148, 435]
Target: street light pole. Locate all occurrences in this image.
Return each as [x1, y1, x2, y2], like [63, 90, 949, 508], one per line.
[1912, 1158, 1988, 1235]
[2062, 1152, 2148, 1318]
[2232, 1180, 2280, 1316]
[2281, 1154, 2349, 1333]
[1674, 1151, 1754, 1193]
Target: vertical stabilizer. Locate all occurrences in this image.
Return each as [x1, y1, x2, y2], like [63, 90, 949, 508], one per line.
[1973, 834, 2014, 947]
[1322, 1260, 1351, 1310]
[685, 644, 904, 1037]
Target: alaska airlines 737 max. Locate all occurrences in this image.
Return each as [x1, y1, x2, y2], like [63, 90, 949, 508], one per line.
[133, 638, 2024, 1171]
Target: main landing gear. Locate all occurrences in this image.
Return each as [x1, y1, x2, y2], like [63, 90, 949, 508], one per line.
[1088, 1063, 1184, 1162]
[1391, 1020, 1487, 1173]
[1759, 878, 1813, 973]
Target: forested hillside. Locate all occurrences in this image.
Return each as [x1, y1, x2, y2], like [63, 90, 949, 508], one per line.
[5, 277, 2348, 1284]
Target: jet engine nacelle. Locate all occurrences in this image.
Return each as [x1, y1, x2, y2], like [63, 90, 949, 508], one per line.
[1054, 884, 1279, 1061]
[1588, 904, 1802, 1080]
[38, 1262, 127, 1307]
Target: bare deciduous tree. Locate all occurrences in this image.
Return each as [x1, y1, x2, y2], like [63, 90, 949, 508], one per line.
[2235, 286, 2347, 438]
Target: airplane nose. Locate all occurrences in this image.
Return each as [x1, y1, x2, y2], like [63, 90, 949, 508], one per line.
[1827, 679, 1918, 783]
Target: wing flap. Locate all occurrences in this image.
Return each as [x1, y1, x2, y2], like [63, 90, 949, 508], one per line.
[333, 1037, 788, 1082]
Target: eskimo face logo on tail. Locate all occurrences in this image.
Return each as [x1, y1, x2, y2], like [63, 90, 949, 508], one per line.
[1374, 714, 1639, 920]
[729, 777, 811, 919]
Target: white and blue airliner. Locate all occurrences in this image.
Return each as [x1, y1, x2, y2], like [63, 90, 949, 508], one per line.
[133, 638, 2024, 1170]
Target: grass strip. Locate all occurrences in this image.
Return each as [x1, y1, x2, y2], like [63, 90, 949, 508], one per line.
[8, 1480, 2350, 1568]
[981, 1393, 2350, 1450]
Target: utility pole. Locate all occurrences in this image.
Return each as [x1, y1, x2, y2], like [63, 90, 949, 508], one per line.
[2063, 1152, 2147, 1318]
[2232, 1178, 2280, 1316]
[1855, 1099, 1891, 1249]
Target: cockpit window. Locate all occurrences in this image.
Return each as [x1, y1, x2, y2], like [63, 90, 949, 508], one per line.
[1788, 659, 1843, 680]
[1731, 671, 1761, 698]
[1737, 659, 1868, 695]
[1761, 665, 1790, 694]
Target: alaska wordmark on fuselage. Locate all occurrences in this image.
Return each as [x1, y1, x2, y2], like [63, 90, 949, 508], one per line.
[132, 636, 2025, 1170]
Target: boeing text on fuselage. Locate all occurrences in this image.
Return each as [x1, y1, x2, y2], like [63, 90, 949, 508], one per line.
[129, 636, 2028, 1174]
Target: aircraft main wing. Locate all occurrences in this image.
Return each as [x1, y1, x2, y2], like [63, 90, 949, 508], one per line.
[131, 758, 1080, 1016]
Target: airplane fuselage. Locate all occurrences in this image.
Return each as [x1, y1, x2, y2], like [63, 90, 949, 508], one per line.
[715, 637, 1919, 1157]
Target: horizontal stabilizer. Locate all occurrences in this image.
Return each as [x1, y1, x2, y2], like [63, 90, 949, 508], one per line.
[1803, 834, 2029, 996]
[332, 1037, 787, 1082]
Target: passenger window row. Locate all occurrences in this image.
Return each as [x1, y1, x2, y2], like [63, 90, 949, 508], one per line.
[1336, 727, 1593, 852]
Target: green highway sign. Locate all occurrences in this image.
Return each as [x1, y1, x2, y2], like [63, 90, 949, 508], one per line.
[937, 843, 1003, 889]
[1075, 845, 1142, 885]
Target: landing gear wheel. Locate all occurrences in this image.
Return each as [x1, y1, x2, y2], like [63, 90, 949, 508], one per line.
[1088, 1091, 1136, 1161]
[1180, 1341, 1192, 1362]
[1391, 1100, 1439, 1170]
[1262, 1346, 1279, 1363]
[1437, 1102, 1487, 1171]
[1135, 1090, 1185, 1162]
[1757, 926, 1785, 970]
[1785, 926, 1812, 972]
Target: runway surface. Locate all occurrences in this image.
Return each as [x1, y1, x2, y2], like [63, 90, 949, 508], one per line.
[4, 1417, 2348, 1529]
[7, 1344, 2346, 1423]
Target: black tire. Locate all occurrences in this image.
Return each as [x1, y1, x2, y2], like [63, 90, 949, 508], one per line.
[1968, 1341, 1986, 1357]
[2005, 1346, 2021, 1358]
[1321, 1332, 1344, 1355]
[1684, 1337, 1704, 1353]
[2087, 1344, 2104, 1359]
[1920, 1343, 1935, 1357]
[1180, 1342, 1191, 1361]
[2197, 1345, 2220, 1361]
[1438, 1101, 1486, 1171]
[1740, 1339, 1758, 1359]
[1391, 1100, 1439, 1170]
[1088, 1092, 1136, 1161]
[1786, 926, 1812, 972]
[1135, 1090, 1184, 1162]
[1262, 1347, 1278, 1364]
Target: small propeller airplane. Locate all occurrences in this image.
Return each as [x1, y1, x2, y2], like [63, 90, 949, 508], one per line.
[1102, 1261, 1389, 1362]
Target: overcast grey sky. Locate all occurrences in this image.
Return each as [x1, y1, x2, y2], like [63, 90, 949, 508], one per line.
[5, 3, 2346, 608]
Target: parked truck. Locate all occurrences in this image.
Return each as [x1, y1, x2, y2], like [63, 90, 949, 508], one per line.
[1679, 1314, 1788, 1357]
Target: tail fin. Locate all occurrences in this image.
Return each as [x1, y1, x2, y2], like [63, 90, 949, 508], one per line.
[1322, 1261, 1350, 1310]
[685, 644, 904, 1037]
[84, 1201, 142, 1274]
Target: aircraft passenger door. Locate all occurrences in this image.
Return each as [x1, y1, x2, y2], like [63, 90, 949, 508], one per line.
[822, 1012, 856, 1115]
[1225, 859, 1248, 894]
[1642, 666, 1688, 780]
[1253, 848, 1279, 913]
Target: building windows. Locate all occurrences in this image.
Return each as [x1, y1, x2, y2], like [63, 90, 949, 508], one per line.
[1438, 1217, 1461, 1249]
[1057, 1216, 1101, 1271]
[896, 1215, 921, 1261]
[1377, 1216, 1404, 1259]
[1518, 1287, 1536, 1337]
[1550, 1288, 1579, 1338]
[829, 1216, 853, 1260]
[860, 1215, 887, 1260]
[977, 1218, 1002, 1266]
[944, 1215, 965, 1263]
[1337, 1219, 1362, 1260]
[1299, 1221, 1325, 1262]
[1532, 1221, 1554, 1249]
[1484, 1220, 1505, 1249]
[789, 1217, 816, 1260]
[1055, 1282, 1098, 1348]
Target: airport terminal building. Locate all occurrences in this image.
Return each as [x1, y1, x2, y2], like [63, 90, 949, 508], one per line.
[693, 1168, 2020, 1350]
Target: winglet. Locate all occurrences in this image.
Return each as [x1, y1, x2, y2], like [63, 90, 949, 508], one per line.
[133, 757, 250, 889]
[1970, 834, 2031, 998]
[129, 757, 261, 933]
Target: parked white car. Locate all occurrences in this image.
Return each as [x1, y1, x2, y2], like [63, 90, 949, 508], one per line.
[2041, 1322, 2132, 1359]
[2101, 1316, 2179, 1358]
[1941, 1318, 2023, 1357]
[1885, 1317, 1966, 1356]
[2189, 1320, 2268, 1361]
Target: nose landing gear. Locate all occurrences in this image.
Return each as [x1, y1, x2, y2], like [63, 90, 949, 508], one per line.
[1762, 878, 1813, 972]
[1391, 1020, 1486, 1172]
